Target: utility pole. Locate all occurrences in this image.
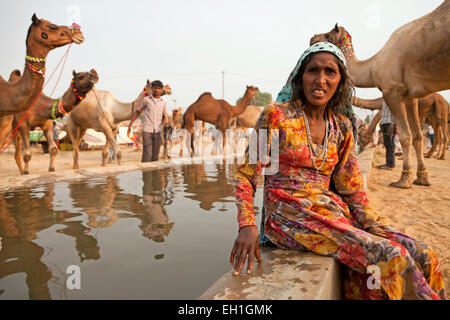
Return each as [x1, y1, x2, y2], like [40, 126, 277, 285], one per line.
[222, 70, 225, 99]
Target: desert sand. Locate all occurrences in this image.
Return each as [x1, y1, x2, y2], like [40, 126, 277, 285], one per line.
[368, 145, 450, 294]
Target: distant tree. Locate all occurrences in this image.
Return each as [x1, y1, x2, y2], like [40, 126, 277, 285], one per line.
[236, 91, 272, 106]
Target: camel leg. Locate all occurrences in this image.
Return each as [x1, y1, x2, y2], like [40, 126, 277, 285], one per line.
[405, 99, 430, 186]
[18, 124, 32, 175]
[220, 128, 227, 160]
[67, 117, 83, 170]
[424, 122, 438, 158]
[383, 94, 413, 188]
[102, 140, 110, 167]
[14, 133, 24, 175]
[43, 122, 58, 172]
[438, 121, 448, 160]
[0, 115, 13, 147]
[436, 125, 446, 160]
[436, 116, 448, 160]
[101, 125, 121, 166]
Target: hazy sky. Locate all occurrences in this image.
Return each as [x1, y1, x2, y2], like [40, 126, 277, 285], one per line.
[1, 0, 448, 120]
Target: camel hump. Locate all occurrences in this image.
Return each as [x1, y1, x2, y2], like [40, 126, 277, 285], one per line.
[8, 69, 22, 82]
[197, 92, 213, 100]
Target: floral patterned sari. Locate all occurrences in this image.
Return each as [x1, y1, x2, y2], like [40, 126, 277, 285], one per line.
[234, 100, 446, 300]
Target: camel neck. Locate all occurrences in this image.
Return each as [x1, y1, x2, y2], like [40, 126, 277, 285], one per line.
[233, 92, 252, 117]
[60, 89, 82, 115]
[25, 41, 49, 71]
[338, 32, 376, 88]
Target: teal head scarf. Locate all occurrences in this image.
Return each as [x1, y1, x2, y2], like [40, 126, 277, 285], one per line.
[275, 42, 354, 118]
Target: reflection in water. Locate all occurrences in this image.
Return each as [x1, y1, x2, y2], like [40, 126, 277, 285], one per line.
[140, 170, 174, 243]
[0, 163, 255, 299]
[0, 185, 59, 299]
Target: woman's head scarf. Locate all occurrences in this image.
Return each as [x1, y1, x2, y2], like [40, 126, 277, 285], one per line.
[275, 41, 354, 118]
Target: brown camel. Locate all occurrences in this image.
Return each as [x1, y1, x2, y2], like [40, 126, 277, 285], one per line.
[353, 93, 449, 159]
[311, 1, 450, 188]
[0, 71, 22, 150]
[66, 80, 171, 169]
[182, 85, 259, 157]
[0, 14, 84, 117]
[419, 94, 449, 160]
[12, 69, 98, 175]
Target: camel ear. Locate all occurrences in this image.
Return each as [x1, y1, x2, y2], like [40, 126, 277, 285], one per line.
[90, 69, 99, 83]
[32, 14, 41, 26]
[334, 23, 339, 32]
[73, 70, 77, 77]
[147, 79, 150, 86]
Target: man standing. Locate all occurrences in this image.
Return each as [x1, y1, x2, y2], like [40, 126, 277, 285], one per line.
[128, 80, 168, 162]
[377, 100, 396, 170]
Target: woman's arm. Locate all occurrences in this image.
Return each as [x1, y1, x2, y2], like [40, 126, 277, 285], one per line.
[332, 115, 390, 234]
[230, 106, 275, 274]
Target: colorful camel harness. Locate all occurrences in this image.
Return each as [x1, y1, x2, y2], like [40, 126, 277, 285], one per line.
[51, 99, 66, 120]
[71, 79, 86, 100]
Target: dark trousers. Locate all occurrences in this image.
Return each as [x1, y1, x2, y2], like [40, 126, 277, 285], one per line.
[381, 123, 395, 168]
[142, 132, 162, 162]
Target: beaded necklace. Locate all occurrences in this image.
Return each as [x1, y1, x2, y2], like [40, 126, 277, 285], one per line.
[27, 63, 45, 75]
[25, 55, 46, 76]
[337, 33, 354, 58]
[25, 55, 46, 63]
[302, 109, 330, 171]
[51, 99, 67, 120]
[71, 79, 86, 100]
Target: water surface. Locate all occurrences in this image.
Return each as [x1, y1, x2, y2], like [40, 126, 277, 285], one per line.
[0, 162, 263, 299]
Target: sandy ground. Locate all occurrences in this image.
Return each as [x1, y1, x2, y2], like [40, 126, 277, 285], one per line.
[0, 144, 143, 180]
[367, 145, 450, 294]
[0, 142, 449, 295]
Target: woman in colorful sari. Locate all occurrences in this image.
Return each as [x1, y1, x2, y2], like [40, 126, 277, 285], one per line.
[230, 42, 446, 300]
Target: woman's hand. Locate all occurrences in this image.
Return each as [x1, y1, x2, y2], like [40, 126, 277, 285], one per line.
[229, 225, 262, 275]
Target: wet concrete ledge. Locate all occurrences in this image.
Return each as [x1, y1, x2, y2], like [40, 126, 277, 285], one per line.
[198, 146, 376, 300]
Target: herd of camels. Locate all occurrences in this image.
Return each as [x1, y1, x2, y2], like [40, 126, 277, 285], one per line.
[1, 1, 449, 189]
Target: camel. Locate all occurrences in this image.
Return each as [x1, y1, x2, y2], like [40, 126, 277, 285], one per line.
[235, 105, 265, 129]
[182, 85, 259, 157]
[353, 93, 449, 159]
[0, 14, 84, 117]
[11, 69, 98, 175]
[171, 107, 183, 129]
[66, 80, 172, 169]
[160, 107, 184, 161]
[0, 71, 22, 149]
[419, 94, 449, 159]
[311, 1, 450, 188]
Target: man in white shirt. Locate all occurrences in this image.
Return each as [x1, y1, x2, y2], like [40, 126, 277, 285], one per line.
[128, 80, 168, 162]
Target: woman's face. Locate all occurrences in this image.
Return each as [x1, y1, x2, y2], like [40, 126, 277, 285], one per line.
[302, 52, 341, 109]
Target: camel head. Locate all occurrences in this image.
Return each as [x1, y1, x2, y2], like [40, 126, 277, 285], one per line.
[26, 14, 84, 50]
[72, 69, 99, 96]
[310, 23, 349, 46]
[144, 79, 173, 97]
[245, 85, 259, 97]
